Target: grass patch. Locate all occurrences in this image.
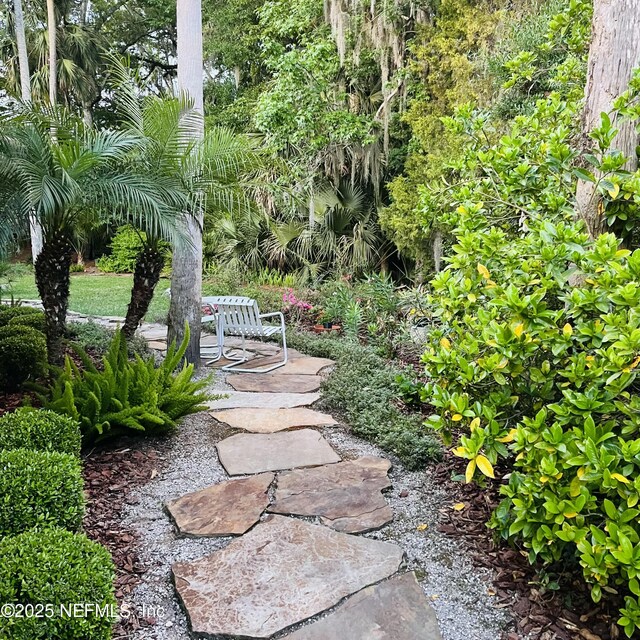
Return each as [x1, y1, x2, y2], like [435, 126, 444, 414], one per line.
[5, 268, 288, 322]
[288, 330, 441, 470]
[6, 271, 171, 322]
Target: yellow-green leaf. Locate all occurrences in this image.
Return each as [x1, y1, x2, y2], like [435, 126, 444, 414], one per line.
[570, 475, 582, 497]
[453, 502, 466, 511]
[417, 523, 428, 531]
[562, 323, 573, 337]
[451, 413, 463, 422]
[477, 264, 491, 279]
[440, 337, 451, 350]
[475, 455, 495, 479]
[470, 417, 480, 431]
[514, 323, 525, 338]
[612, 473, 630, 484]
[465, 459, 476, 483]
[608, 183, 620, 199]
[497, 429, 517, 443]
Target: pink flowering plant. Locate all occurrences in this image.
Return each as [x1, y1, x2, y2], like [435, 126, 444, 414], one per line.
[282, 289, 314, 323]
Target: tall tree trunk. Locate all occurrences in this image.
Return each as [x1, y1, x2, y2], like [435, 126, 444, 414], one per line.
[13, 0, 44, 259]
[576, 0, 640, 238]
[168, 0, 204, 365]
[123, 248, 165, 340]
[34, 231, 73, 364]
[47, 0, 57, 106]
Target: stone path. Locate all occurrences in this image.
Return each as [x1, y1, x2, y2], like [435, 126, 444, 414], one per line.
[140, 327, 444, 639]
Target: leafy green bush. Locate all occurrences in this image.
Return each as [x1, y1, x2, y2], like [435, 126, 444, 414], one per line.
[0, 408, 81, 457]
[423, 218, 640, 635]
[288, 330, 441, 469]
[0, 449, 84, 536]
[41, 327, 209, 443]
[0, 324, 47, 390]
[411, 2, 640, 634]
[0, 528, 116, 640]
[0, 305, 42, 326]
[9, 309, 47, 333]
[97, 225, 170, 274]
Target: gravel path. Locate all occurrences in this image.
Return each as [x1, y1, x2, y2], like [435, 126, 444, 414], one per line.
[121, 366, 512, 640]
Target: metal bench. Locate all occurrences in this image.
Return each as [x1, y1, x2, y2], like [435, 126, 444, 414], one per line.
[201, 296, 288, 373]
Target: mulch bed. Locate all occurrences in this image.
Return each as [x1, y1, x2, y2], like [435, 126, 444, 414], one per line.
[83, 438, 169, 639]
[432, 451, 623, 640]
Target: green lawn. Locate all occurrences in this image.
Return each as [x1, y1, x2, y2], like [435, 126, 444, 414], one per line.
[7, 272, 171, 323]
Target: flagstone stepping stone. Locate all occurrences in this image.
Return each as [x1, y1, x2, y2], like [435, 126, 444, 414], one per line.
[140, 327, 167, 341]
[210, 407, 337, 433]
[148, 340, 167, 351]
[281, 572, 442, 640]
[269, 457, 393, 533]
[216, 429, 340, 475]
[227, 373, 323, 393]
[276, 356, 335, 375]
[206, 392, 321, 410]
[172, 515, 404, 639]
[165, 473, 273, 537]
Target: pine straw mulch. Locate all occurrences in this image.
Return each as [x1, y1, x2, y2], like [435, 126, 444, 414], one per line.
[433, 451, 624, 640]
[82, 438, 169, 639]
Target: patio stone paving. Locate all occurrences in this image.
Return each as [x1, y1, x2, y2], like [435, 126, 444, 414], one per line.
[210, 407, 337, 432]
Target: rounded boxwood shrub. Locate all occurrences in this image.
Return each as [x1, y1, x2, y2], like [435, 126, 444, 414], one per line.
[9, 310, 47, 333]
[0, 305, 42, 326]
[0, 449, 84, 537]
[0, 408, 81, 457]
[0, 325, 47, 391]
[0, 528, 116, 640]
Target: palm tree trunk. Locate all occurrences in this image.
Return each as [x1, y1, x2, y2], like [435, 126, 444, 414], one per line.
[13, 0, 44, 259]
[47, 0, 57, 106]
[575, 0, 640, 238]
[34, 231, 73, 364]
[168, 0, 204, 365]
[123, 248, 165, 340]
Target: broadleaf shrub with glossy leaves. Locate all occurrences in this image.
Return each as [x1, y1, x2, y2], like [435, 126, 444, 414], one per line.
[415, 1, 640, 635]
[0, 528, 116, 640]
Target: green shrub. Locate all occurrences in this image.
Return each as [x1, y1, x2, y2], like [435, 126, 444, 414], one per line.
[0, 325, 47, 391]
[0, 528, 116, 640]
[97, 225, 170, 274]
[288, 330, 441, 469]
[9, 309, 47, 333]
[67, 320, 150, 357]
[0, 408, 81, 457]
[0, 305, 41, 326]
[0, 449, 84, 536]
[41, 327, 210, 443]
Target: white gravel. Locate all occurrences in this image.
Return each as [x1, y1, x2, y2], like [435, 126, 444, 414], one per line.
[121, 367, 512, 640]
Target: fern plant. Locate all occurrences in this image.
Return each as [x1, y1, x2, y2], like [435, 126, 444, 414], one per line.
[39, 326, 210, 444]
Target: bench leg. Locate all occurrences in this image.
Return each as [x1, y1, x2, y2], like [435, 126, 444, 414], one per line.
[221, 331, 287, 373]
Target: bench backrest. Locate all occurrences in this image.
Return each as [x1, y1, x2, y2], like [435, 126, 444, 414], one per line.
[201, 296, 264, 336]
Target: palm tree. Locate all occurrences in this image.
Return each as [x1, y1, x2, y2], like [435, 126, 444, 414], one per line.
[107, 59, 263, 340]
[0, 107, 188, 362]
[169, 0, 205, 365]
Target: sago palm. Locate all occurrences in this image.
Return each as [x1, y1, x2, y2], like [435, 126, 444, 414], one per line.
[0, 106, 188, 361]
[110, 64, 265, 339]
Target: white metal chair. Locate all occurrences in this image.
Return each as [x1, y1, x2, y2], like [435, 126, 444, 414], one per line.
[201, 296, 288, 373]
